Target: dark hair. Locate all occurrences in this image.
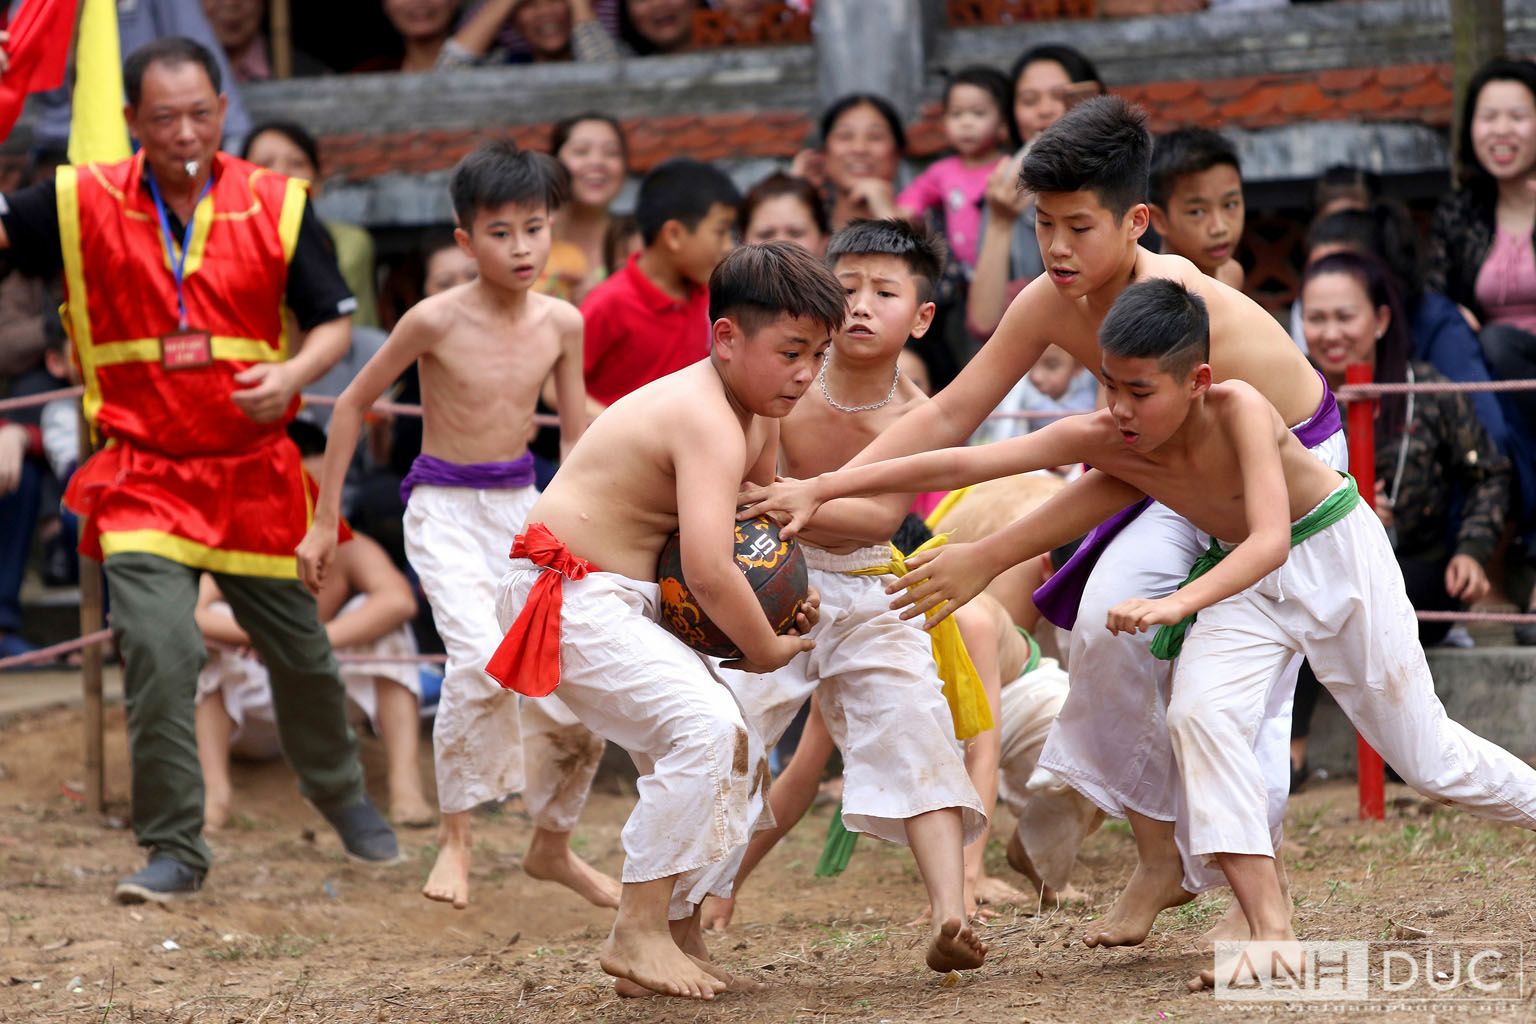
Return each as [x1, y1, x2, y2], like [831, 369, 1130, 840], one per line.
[893, 513, 934, 557]
[1099, 278, 1210, 379]
[286, 418, 328, 458]
[1302, 250, 1411, 438]
[737, 171, 831, 240]
[1148, 128, 1240, 208]
[635, 158, 741, 246]
[1306, 200, 1425, 308]
[709, 241, 846, 338]
[603, 213, 641, 274]
[945, 65, 1019, 150]
[1021, 95, 1150, 219]
[449, 141, 567, 229]
[818, 93, 907, 155]
[1008, 43, 1103, 97]
[241, 121, 322, 175]
[124, 36, 222, 107]
[618, 0, 699, 55]
[1313, 163, 1380, 213]
[824, 218, 947, 303]
[548, 112, 629, 167]
[1456, 57, 1536, 193]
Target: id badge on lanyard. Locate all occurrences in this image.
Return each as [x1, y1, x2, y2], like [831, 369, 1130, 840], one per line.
[147, 169, 214, 371]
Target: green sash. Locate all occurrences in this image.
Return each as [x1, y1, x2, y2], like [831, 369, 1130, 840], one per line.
[1150, 475, 1360, 661]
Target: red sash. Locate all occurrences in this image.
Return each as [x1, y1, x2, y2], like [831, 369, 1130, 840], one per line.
[485, 523, 598, 697]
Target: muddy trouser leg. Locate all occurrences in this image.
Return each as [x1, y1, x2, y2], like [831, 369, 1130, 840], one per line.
[104, 553, 212, 872]
[216, 571, 364, 813]
[521, 694, 605, 831]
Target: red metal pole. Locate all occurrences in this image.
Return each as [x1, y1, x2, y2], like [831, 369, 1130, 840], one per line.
[1345, 363, 1386, 822]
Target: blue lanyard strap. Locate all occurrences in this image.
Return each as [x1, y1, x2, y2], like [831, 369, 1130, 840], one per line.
[145, 168, 214, 330]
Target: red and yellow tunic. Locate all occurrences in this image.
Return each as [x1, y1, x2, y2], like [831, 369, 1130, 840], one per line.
[59, 151, 316, 578]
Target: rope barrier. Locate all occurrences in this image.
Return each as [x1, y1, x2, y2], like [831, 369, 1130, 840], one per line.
[0, 628, 112, 672]
[1337, 377, 1536, 398]
[0, 386, 82, 413]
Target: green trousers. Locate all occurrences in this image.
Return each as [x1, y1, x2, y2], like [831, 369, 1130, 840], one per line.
[105, 552, 365, 871]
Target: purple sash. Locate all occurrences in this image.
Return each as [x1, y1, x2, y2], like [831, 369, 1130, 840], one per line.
[1032, 373, 1342, 629]
[400, 452, 537, 504]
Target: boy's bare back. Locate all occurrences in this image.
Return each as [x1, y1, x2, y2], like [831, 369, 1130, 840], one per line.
[528, 361, 778, 581]
[410, 281, 582, 464]
[1004, 249, 1322, 426]
[781, 376, 926, 554]
[1055, 381, 1342, 542]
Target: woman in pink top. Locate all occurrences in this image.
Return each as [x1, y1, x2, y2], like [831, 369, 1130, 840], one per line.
[1427, 56, 1536, 640]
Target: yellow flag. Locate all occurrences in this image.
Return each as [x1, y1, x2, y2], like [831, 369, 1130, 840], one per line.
[68, 0, 131, 165]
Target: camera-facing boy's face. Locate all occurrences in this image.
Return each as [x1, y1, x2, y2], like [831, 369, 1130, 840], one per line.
[457, 200, 553, 292]
[1027, 344, 1081, 401]
[713, 312, 831, 418]
[1151, 163, 1245, 279]
[1034, 189, 1148, 299]
[1099, 351, 1206, 454]
[833, 254, 935, 359]
[668, 203, 738, 287]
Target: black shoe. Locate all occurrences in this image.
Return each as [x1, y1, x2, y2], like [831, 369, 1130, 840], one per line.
[1290, 760, 1309, 795]
[1516, 621, 1536, 647]
[114, 853, 205, 904]
[319, 795, 401, 864]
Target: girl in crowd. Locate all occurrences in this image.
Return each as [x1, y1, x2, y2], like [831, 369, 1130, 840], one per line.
[447, 0, 620, 64]
[1428, 56, 1536, 639]
[1292, 251, 1510, 783]
[547, 112, 630, 303]
[620, 0, 697, 54]
[795, 93, 908, 231]
[737, 171, 830, 257]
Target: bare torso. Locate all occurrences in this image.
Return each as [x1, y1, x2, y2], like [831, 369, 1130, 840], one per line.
[1072, 384, 1343, 544]
[1027, 249, 1322, 427]
[780, 377, 927, 554]
[528, 361, 777, 581]
[416, 286, 577, 465]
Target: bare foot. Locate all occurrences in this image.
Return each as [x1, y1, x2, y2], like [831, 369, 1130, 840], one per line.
[599, 930, 726, 1000]
[422, 823, 471, 909]
[974, 874, 1029, 909]
[1194, 900, 1248, 954]
[204, 787, 231, 832]
[925, 917, 987, 973]
[389, 791, 436, 830]
[1189, 933, 1303, 992]
[700, 894, 735, 933]
[1006, 831, 1089, 911]
[1082, 860, 1193, 949]
[523, 832, 621, 909]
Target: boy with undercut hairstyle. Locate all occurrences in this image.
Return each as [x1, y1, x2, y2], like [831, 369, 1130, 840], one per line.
[580, 157, 741, 406]
[298, 140, 615, 914]
[812, 96, 1345, 954]
[717, 218, 989, 974]
[1149, 127, 1247, 290]
[745, 278, 1536, 991]
[487, 241, 843, 1001]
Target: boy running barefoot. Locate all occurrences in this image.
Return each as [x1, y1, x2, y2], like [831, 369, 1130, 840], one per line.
[834, 97, 1343, 951]
[744, 279, 1536, 990]
[717, 220, 989, 974]
[298, 141, 615, 912]
[486, 241, 845, 1000]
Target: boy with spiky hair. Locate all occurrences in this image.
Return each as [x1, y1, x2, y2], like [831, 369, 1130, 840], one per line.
[800, 96, 1345, 951]
[488, 241, 844, 1000]
[718, 218, 989, 975]
[744, 277, 1536, 992]
[299, 140, 612, 914]
[1149, 127, 1247, 289]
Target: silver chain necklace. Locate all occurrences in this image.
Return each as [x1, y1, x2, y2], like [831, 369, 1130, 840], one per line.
[818, 356, 900, 413]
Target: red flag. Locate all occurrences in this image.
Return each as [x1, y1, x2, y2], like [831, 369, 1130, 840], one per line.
[0, 0, 80, 141]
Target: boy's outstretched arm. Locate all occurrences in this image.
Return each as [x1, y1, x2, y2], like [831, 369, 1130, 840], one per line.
[677, 417, 812, 674]
[295, 304, 439, 593]
[891, 469, 1145, 626]
[739, 414, 1101, 537]
[551, 304, 588, 461]
[845, 281, 1055, 468]
[1106, 392, 1291, 636]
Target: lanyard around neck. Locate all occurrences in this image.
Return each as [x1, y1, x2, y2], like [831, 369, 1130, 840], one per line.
[145, 168, 214, 330]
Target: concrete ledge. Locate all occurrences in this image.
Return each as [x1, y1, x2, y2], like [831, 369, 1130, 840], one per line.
[1306, 648, 1536, 780]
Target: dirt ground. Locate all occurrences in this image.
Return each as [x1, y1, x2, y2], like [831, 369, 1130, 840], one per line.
[2, 703, 1535, 1024]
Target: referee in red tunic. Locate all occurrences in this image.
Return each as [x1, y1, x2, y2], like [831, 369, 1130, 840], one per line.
[0, 38, 398, 901]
